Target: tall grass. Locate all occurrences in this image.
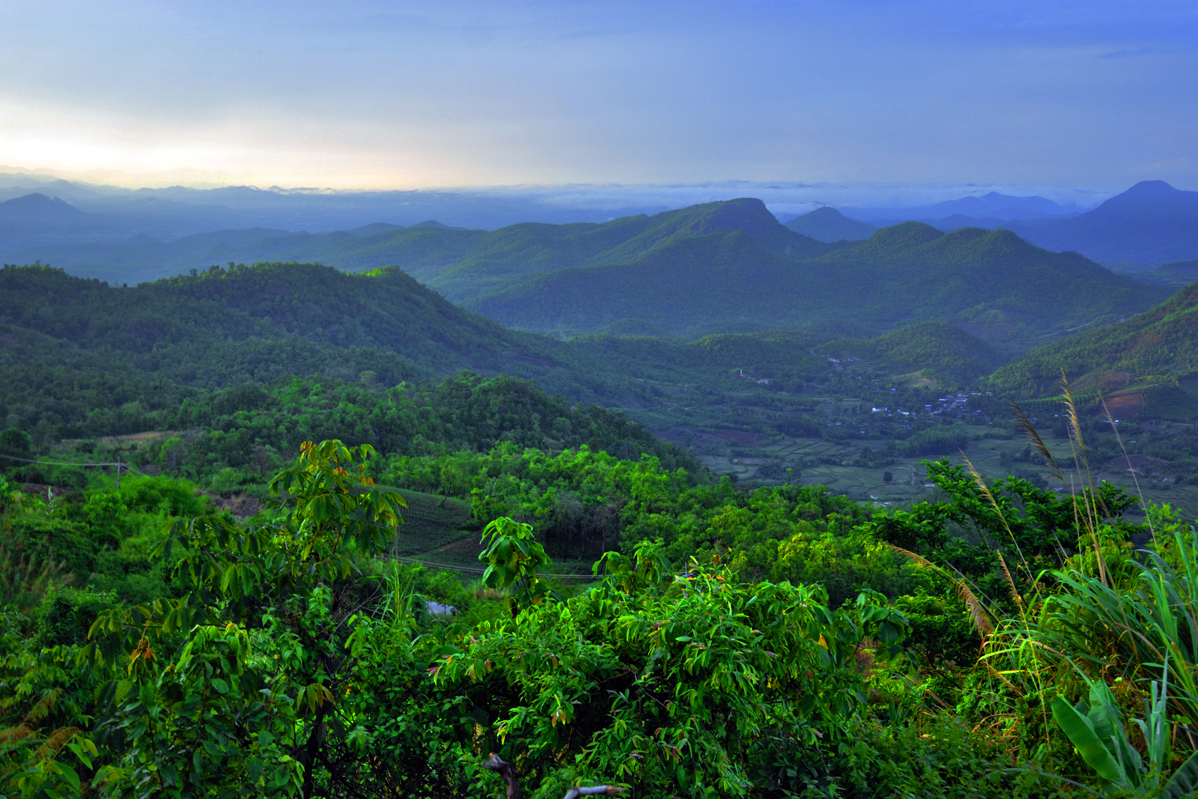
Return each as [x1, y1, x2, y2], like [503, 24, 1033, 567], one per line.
[976, 375, 1198, 786]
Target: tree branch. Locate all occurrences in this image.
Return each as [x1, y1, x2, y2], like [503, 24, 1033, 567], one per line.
[482, 754, 626, 799]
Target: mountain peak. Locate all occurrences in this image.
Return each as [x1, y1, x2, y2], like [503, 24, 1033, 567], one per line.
[785, 207, 876, 242]
[0, 192, 87, 218]
[863, 221, 943, 250]
[689, 197, 776, 236]
[1124, 179, 1179, 197]
[1090, 180, 1198, 219]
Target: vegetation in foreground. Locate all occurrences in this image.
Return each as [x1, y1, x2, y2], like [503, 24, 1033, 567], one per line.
[3, 256, 1198, 796]
[3, 387, 1197, 797]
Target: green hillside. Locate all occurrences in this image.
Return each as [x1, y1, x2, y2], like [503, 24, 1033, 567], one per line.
[0, 262, 842, 446]
[0, 262, 558, 382]
[822, 321, 1005, 384]
[986, 281, 1198, 418]
[204, 198, 830, 305]
[468, 231, 824, 337]
[466, 223, 1163, 347]
[813, 226, 1161, 345]
[407, 197, 830, 302]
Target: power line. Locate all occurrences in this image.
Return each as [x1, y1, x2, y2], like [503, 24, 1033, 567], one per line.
[1, 451, 593, 580]
[0, 452, 126, 468]
[386, 554, 597, 580]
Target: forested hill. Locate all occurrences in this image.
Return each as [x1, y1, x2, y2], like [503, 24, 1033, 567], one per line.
[0, 261, 562, 384]
[0, 262, 840, 448]
[270, 196, 832, 303]
[467, 223, 1163, 347]
[986, 280, 1198, 415]
[822, 321, 1005, 384]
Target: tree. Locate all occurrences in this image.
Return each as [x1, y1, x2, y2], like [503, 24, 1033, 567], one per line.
[83, 440, 425, 798]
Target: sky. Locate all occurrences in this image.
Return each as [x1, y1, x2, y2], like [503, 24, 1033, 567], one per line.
[2, 0, 1196, 197]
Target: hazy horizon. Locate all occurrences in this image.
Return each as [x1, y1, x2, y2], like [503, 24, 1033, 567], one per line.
[0, 164, 1135, 223]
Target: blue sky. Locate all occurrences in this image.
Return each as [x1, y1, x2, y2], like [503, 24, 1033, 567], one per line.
[1, 0, 1195, 197]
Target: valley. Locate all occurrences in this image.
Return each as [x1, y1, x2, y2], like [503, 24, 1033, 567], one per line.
[4, 185, 1198, 799]
[8, 5, 1198, 795]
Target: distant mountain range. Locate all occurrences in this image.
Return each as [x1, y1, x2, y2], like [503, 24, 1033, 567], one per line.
[1010, 181, 1198, 268]
[3, 193, 1166, 350]
[843, 191, 1079, 224]
[3, 177, 1197, 271]
[462, 211, 1162, 347]
[817, 182, 1198, 268]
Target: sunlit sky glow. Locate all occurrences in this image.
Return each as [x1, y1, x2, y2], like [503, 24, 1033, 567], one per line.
[2, 0, 1196, 193]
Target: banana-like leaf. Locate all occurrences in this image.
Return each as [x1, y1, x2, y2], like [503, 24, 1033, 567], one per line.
[1051, 695, 1127, 786]
[1164, 751, 1198, 799]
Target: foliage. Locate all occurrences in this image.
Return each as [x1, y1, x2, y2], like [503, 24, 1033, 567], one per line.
[478, 517, 556, 611]
[822, 321, 1005, 385]
[1051, 664, 1198, 797]
[0, 639, 99, 799]
[81, 440, 413, 797]
[1033, 521, 1198, 739]
[433, 541, 910, 798]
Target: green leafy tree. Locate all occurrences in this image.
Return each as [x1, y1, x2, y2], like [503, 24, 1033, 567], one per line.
[85, 440, 411, 798]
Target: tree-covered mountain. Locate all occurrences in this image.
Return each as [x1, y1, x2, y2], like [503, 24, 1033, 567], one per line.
[0, 262, 558, 380]
[986, 280, 1198, 418]
[0, 262, 840, 444]
[12, 197, 834, 289]
[784, 207, 877, 242]
[468, 222, 1163, 347]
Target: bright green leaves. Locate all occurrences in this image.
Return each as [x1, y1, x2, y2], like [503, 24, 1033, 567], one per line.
[269, 440, 406, 575]
[93, 621, 301, 798]
[479, 516, 556, 610]
[1051, 691, 1133, 787]
[593, 538, 672, 596]
[1051, 661, 1198, 798]
[77, 440, 418, 798]
[152, 439, 405, 615]
[434, 551, 901, 797]
[0, 641, 98, 799]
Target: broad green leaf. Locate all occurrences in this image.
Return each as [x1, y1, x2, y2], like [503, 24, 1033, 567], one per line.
[1051, 695, 1126, 785]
